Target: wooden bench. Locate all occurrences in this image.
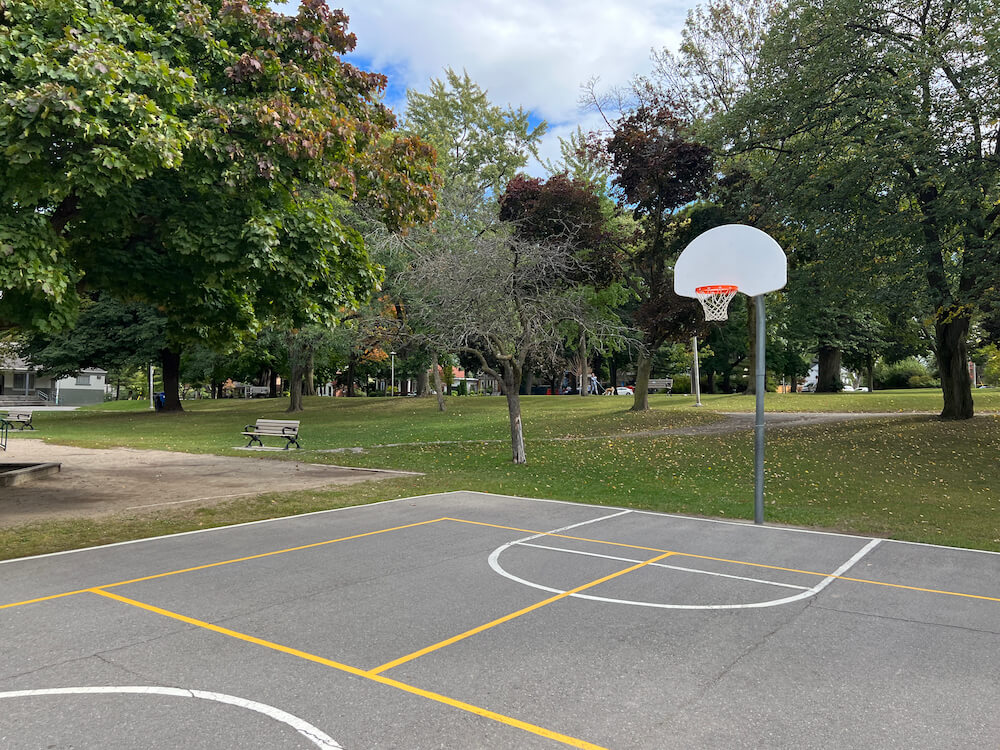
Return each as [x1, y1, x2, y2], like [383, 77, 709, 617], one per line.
[0, 410, 35, 430]
[647, 378, 674, 394]
[242, 419, 301, 449]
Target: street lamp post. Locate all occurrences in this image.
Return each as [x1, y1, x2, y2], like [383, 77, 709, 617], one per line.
[390, 351, 396, 396]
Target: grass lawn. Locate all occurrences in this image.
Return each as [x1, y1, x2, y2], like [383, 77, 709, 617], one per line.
[3, 388, 999, 558]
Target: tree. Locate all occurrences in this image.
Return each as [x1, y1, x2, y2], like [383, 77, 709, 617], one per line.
[19, 294, 164, 380]
[404, 227, 623, 463]
[650, 0, 780, 123]
[1, 0, 437, 410]
[404, 68, 545, 205]
[719, 0, 1000, 418]
[584, 93, 717, 411]
[362, 69, 549, 420]
[500, 172, 631, 398]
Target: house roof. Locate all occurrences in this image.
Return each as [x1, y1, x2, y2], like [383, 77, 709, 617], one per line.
[1, 356, 106, 375]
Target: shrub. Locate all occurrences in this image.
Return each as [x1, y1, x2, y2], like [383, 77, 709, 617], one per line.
[876, 358, 933, 389]
[671, 374, 691, 393]
[908, 374, 937, 389]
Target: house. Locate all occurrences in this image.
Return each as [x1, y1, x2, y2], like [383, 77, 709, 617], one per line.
[0, 357, 108, 406]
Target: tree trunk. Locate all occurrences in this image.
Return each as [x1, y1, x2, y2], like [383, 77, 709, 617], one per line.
[287, 339, 304, 413]
[935, 310, 973, 419]
[346, 357, 358, 397]
[816, 345, 842, 392]
[303, 350, 316, 397]
[268, 369, 278, 398]
[505, 373, 527, 464]
[707, 370, 716, 394]
[520, 368, 535, 395]
[609, 360, 618, 391]
[630, 351, 651, 412]
[287, 364, 304, 412]
[577, 330, 589, 397]
[159, 347, 183, 412]
[432, 355, 446, 412]
[416, 364, 430, 397]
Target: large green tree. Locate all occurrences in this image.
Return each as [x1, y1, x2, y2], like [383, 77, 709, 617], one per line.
[720, 0, 1000, 418]
[1, 0, 437, 409]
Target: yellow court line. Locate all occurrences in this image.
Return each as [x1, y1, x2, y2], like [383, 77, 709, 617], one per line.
[443, 517, 1000, 604]
[0, 518, 447, 611]
[0, 589, 89, 611]
[89, 589, 607, 750]
[442, 517, 667, 554]
[368, 551, 676, 676]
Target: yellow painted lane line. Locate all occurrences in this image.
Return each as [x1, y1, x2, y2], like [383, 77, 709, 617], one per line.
[0, 589, 89, 611]
[673, 552, 1000, 603]
[89, 589, 606, 750]
[442, 517, 666, 554]
[101, 518, 448, 589]
[445, 517, 1000, 604]
[368, 551, 676, 676]
[0, 518, 446, 611]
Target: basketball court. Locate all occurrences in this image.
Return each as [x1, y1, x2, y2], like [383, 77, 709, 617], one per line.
[1, 490, 998, 748]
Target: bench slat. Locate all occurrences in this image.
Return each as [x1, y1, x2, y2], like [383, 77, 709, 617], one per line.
[241, 418, 301, 449]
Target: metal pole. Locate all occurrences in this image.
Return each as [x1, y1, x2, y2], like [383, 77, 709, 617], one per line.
[390, 351, 396, 396]
[148, 364, 155, 410]
[691, 336, 702, 407]
[754, 295, 766, 524]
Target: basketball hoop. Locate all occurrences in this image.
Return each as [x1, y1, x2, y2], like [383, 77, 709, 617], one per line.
[694, 285, 738, 321]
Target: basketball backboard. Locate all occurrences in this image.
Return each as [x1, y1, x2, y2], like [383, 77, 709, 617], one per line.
[674, 224, 787, 298]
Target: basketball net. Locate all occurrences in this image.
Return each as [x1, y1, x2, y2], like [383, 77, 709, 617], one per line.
[694, 285, 739, 321]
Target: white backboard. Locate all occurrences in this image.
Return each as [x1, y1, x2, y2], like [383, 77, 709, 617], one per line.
[674, 224, 787, 298]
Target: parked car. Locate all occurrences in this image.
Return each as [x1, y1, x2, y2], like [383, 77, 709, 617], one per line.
[604, 386, 634, 395]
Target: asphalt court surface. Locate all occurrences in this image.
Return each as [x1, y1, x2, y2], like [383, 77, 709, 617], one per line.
[1, 491, 998, 749]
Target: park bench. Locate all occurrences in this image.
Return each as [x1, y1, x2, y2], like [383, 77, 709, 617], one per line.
[0, 410, 35, 430]
[647, 378, 674, 394]
[242, 418, 301, 450]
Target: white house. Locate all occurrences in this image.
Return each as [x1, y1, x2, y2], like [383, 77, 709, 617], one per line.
[0, 356, 107, 406]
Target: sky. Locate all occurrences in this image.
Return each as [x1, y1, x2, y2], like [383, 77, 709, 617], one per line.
[274, 1, 699, 175]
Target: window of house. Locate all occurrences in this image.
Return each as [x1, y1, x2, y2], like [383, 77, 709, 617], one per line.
[13, 373, 26, 390]
[75, 374, 91, 386]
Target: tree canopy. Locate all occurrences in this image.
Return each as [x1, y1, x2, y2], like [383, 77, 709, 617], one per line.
[0, 0, 437, 338]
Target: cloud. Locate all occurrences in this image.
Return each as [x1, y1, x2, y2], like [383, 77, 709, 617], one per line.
[274, 1, 696, 174]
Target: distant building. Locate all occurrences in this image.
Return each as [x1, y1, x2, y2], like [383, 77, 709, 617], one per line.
[0, 357, 107, 406]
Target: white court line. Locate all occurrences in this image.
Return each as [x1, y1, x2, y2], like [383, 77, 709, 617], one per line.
[0, 686, 342, 749]
[518, 542, 811, 591]
[0, 490, 467, 565]
[460, 490, 1000, 556]
[490, 514, 883, 609]
[6, 487, 997, 567]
